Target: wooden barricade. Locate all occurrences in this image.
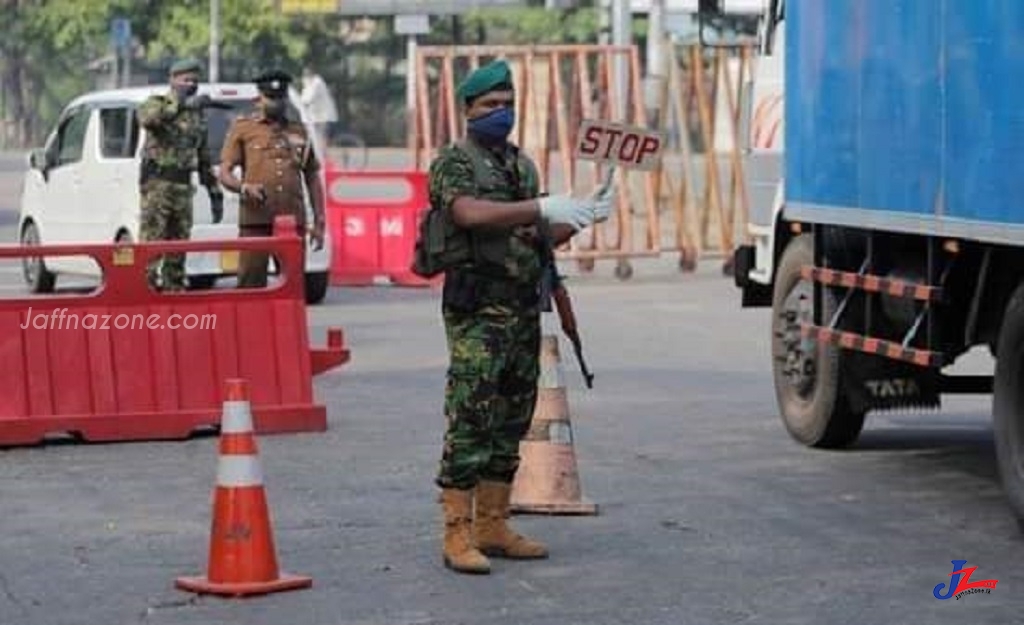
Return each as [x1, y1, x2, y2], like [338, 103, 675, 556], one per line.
[655, 42, 755, 273]
[409, 42, 756, 279]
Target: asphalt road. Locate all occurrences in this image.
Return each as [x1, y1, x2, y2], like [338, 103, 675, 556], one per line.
[0, 153, 1022, 624]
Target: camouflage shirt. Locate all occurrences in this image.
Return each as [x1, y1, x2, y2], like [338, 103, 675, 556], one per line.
[427, 139, 544, 288]
[137, 93, 217, 188]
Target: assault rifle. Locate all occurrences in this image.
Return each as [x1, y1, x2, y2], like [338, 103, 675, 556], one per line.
[539, 229, 595, 389]
[536, 167, 615, 389]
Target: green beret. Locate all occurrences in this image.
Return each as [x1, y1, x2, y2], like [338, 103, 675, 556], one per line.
[169, 58, 201, 76]
[456, 59, 514, 104]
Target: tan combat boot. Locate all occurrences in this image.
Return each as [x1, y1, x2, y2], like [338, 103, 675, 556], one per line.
[473, 480, 549, 559]
[441, 488, 491, 574]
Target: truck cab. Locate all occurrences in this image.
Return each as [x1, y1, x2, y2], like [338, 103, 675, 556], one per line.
[730, 0, 787, 307]
[18, 83, 332, 304]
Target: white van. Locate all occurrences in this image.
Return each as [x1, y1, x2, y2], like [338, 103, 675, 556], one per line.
[17, 82, 332, 304]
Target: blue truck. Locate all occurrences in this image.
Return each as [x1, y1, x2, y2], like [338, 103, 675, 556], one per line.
[721, 0, 1024, 525]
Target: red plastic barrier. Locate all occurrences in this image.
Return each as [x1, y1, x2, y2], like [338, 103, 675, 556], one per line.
[324, 165, 441, 287]
[0, 216, 350, 447]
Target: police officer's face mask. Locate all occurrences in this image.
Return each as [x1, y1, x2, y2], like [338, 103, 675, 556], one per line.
[467, 106, 515, 142]
[263, 97, 287, 119]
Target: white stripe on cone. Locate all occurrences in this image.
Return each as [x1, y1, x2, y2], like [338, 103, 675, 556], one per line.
[216, 455, 264, 488]
[538, 347, 565, 389]
[221, 401, 255, 433]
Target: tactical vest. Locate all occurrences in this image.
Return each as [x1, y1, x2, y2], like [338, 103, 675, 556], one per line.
[411, 139, 537, 279]
[140, 96, 205, 176]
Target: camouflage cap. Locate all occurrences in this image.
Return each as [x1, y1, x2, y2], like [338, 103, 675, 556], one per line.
[169, 58, 202, 76]
[254, 69, 292, 97]
[456, 59, 514, 105]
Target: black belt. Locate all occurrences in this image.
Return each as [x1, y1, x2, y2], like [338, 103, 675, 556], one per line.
[443, 268, 539, 312]
[141, 161, 192, 184]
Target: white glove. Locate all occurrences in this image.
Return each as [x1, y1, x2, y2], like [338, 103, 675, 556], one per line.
[538, 194, 596, 231]
[592, 195, 613, 224]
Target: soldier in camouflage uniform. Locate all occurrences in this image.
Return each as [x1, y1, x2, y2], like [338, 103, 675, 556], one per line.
[421, 59, 615, 575]
[137, 58, 223, 291]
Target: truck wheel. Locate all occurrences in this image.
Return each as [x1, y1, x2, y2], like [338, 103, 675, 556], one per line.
[993, 282, 1024, 527]
[771, 233, 866, 448]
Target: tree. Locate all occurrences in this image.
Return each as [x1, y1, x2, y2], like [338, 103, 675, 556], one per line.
[1, 0, 310, 147]
[145, 0, 308, 80]
[1, 0, 129, 146]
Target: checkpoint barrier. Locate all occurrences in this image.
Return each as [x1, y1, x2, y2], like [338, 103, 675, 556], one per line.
[0, 216, 350, 447]
[324, 163, 440, 288]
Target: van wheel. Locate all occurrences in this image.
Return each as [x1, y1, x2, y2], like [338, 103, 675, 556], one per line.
[21, 221, 55, 293]
[771, 233, 866, 448]
[304, 271, 329, 304]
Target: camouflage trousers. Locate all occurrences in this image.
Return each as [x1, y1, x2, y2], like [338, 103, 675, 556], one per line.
[436, 309, 541, 490]
[139, 180, 193, 291]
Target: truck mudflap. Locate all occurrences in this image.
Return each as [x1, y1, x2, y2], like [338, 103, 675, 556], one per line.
[842, 354, 942, 414]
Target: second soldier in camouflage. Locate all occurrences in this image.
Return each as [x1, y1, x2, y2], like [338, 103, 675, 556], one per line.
[137, 58, 223, 291]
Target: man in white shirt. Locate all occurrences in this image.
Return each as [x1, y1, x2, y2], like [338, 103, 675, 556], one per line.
[299, 67, 338, 153]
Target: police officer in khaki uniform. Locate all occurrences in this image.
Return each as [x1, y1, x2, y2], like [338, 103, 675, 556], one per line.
[218, 69, 326, 288]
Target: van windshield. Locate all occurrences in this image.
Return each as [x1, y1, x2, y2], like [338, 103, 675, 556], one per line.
[204, 98, 303, 161]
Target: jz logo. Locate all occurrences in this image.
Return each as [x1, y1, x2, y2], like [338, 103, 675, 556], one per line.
[933, 560, 998, 600]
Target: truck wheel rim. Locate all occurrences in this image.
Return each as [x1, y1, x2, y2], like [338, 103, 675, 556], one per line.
[779, 280, 817, 398]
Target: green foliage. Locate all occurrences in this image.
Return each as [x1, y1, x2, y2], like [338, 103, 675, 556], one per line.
[22, 0, 109, 53]
[146, 0, 308, 68]
[2, 0, 126, 144]
[459, 7, 602, 45]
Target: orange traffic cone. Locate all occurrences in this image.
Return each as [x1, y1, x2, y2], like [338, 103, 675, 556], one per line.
[175, 378, 312, 597]
[510, 334, 598, 515]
